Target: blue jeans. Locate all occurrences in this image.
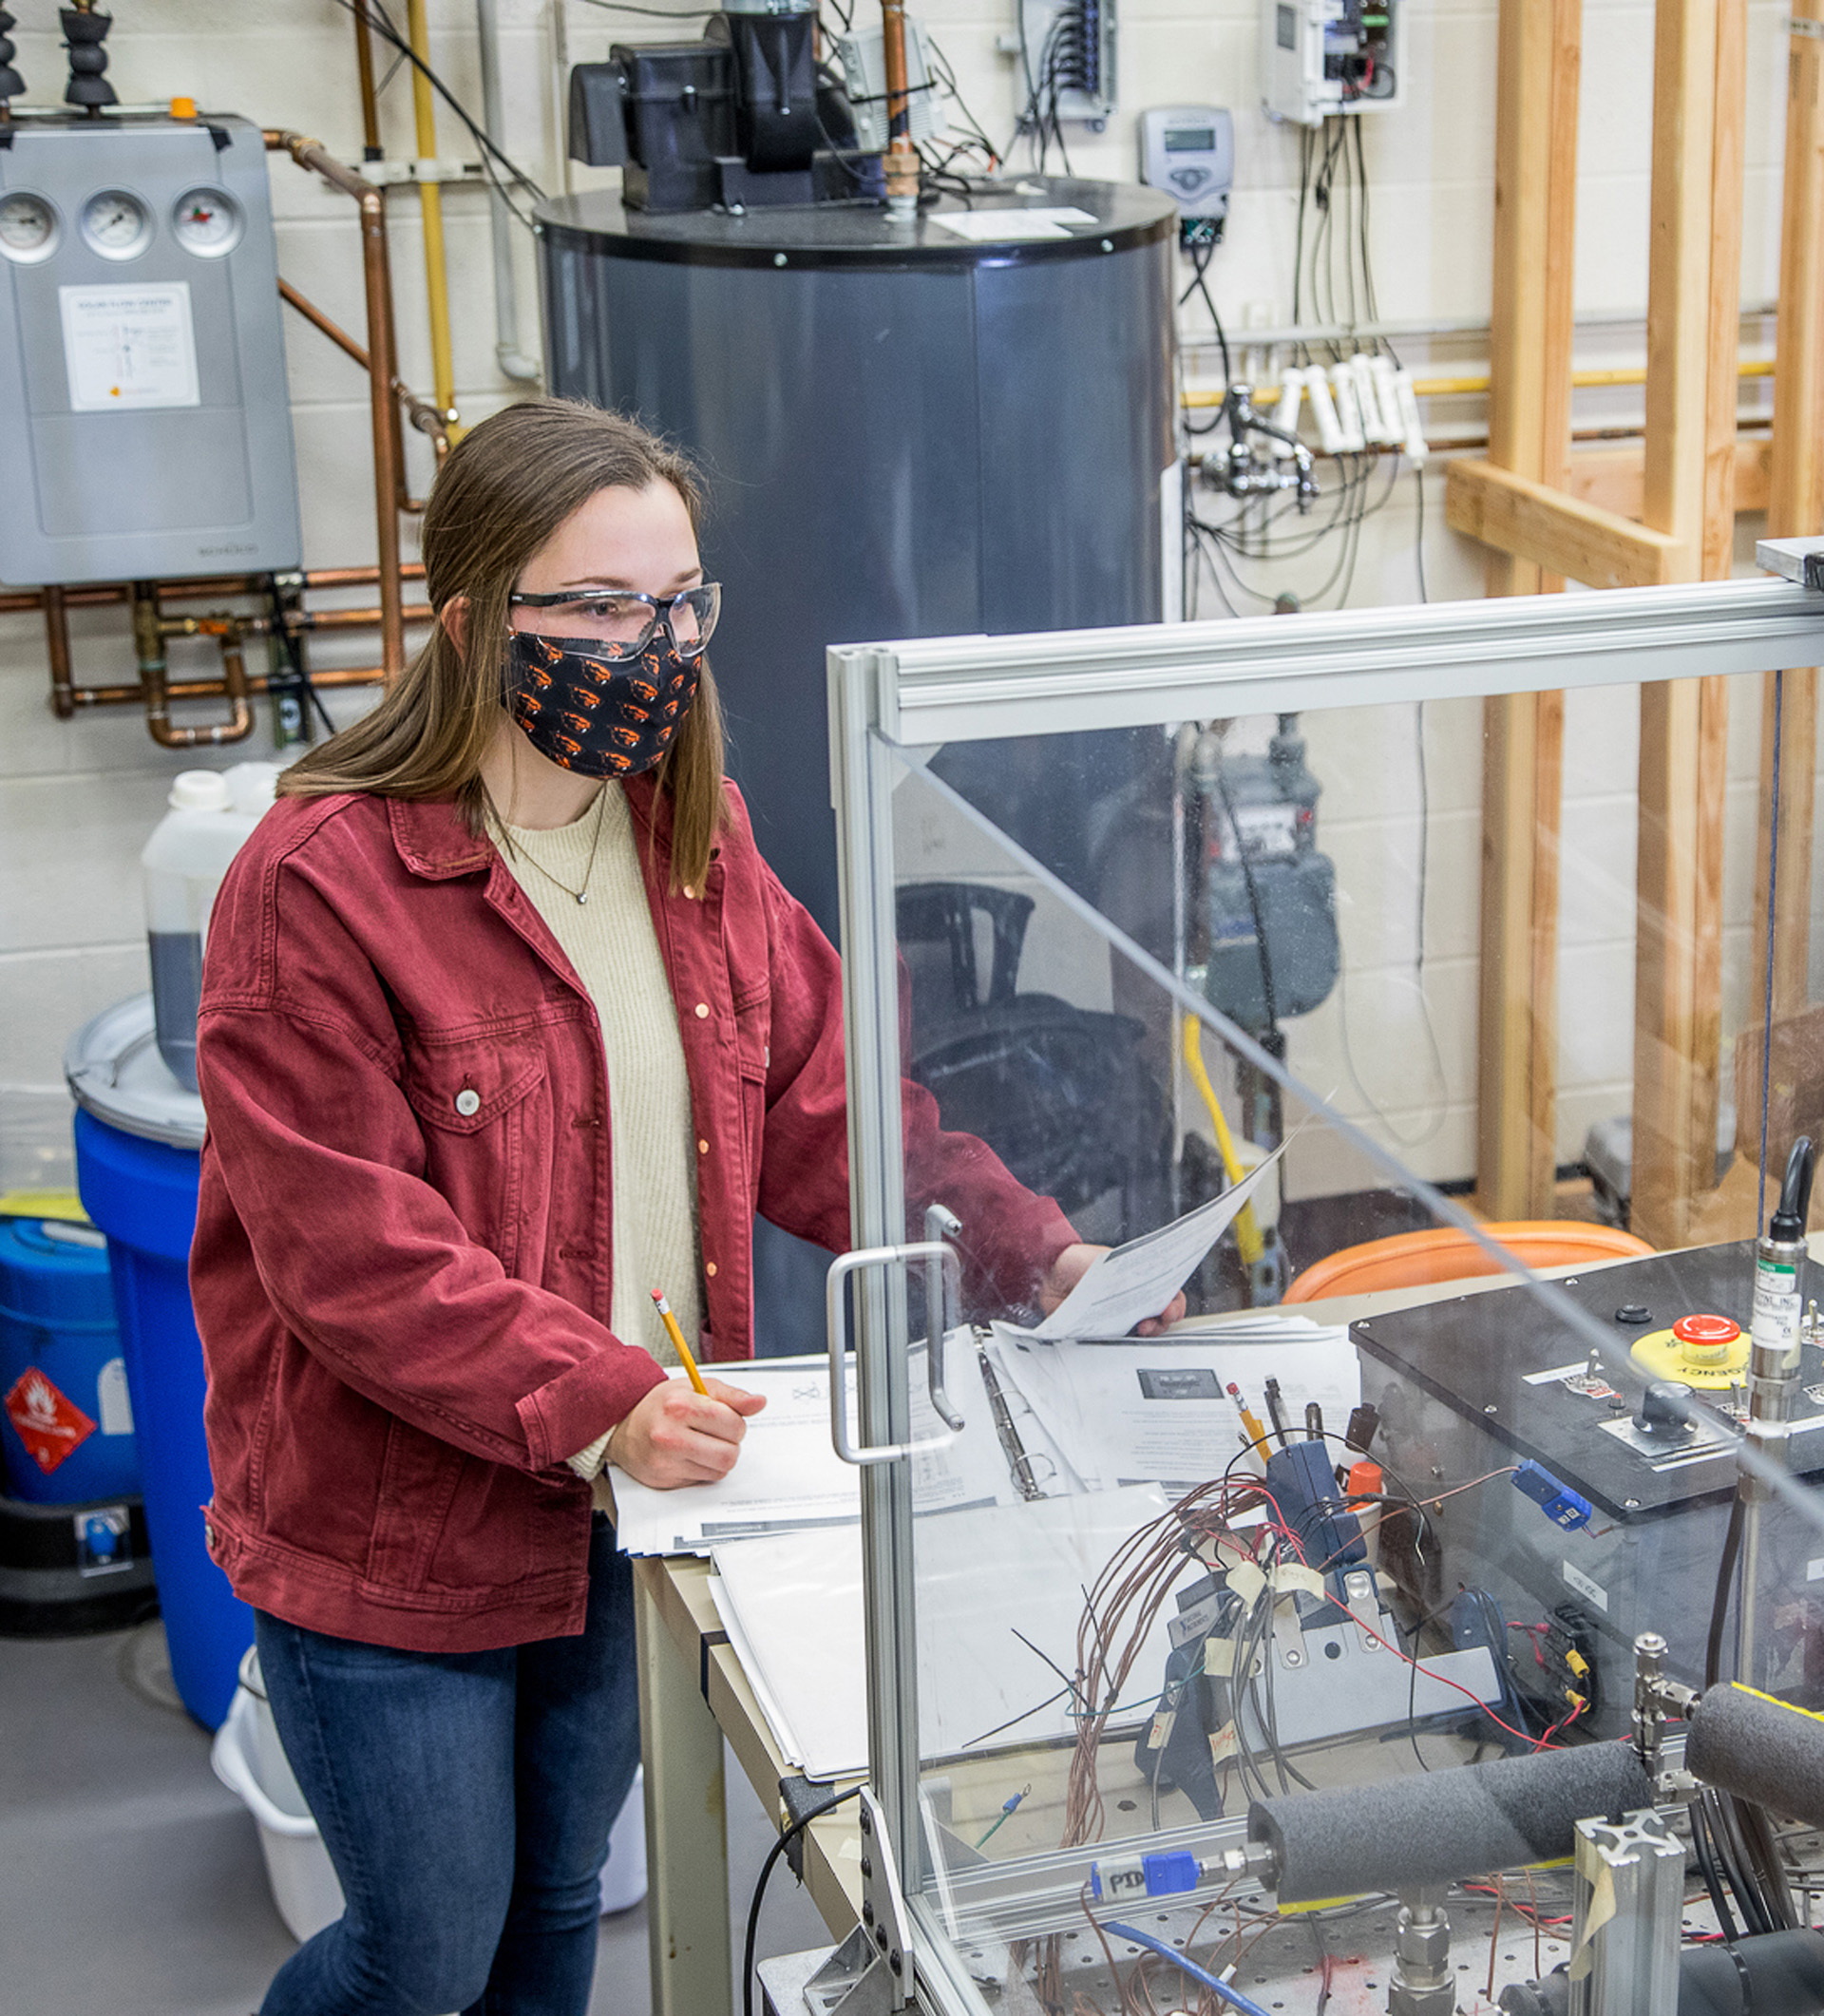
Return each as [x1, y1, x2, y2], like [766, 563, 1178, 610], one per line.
[254, 1515, 639, 2016]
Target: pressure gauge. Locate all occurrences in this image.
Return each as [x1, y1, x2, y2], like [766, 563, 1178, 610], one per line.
[172, 186, 241, 258]
[80, 187, 152, 259]
[0, 191, 60, 263]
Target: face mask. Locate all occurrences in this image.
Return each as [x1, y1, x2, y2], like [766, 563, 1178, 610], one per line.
[504, 633, 700, 778]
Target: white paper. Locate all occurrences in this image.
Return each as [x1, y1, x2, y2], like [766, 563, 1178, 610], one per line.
[60, 281, 200, 411]
[1032, 1147, 1285, 1341]
[609, 1342, 1036, 1555]
[709, 1484, 1176, 1779]
[986, 1316, 1359, 1493]
[927, 206, 1098, 243]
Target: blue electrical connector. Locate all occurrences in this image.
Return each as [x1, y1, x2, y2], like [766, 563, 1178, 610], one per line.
[1089, 1849, 1203, 1902]
[1511, 1459, 1592, 1531]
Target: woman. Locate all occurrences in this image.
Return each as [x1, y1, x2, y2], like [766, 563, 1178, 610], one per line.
[194, 400, 1168, 2015]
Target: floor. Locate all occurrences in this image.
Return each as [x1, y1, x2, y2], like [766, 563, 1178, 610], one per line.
[0, 1620, 830, 2016]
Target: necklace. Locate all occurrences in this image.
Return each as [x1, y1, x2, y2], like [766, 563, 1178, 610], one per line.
[499, 788, 608, 906]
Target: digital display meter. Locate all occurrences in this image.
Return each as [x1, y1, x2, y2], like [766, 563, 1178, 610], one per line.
[1138, 105, 1233, 241]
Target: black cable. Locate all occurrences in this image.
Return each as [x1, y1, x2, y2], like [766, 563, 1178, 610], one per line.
[323, 0, 546, 224]
[1706, 1493, 1745, 1688]
[1691, 1793, 1745, 1943]
[1180, 239, 1232, 386]
[1707, 1786, 1774, 1938]
[743, 1783, 864, 2016]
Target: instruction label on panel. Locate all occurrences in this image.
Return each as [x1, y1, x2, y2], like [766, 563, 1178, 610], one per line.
[59, 281, 200, 411]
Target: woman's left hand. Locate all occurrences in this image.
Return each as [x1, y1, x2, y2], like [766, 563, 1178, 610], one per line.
[1037, 1243, 1186, 1337]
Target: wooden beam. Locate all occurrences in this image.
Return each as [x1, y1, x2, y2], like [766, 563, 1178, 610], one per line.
[1474, 0, 1580, 1221]
[1563, 436, 1771, 519]
[1750, 0, 1824, 1032]
[1631, 0, 1745, 1249]
[1447, 459, 1683, 589]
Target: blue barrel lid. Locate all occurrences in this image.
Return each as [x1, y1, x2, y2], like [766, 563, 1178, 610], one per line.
[66, 995, 206, 1151]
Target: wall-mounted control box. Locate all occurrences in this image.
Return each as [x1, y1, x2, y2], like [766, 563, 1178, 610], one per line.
[0, 111, 300, 586]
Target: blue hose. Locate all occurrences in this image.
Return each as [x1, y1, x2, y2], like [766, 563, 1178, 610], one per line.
[1101, 1920, 1279, 2016]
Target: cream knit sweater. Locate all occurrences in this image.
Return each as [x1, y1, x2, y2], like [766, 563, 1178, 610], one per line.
[493, 786, 703, 1481]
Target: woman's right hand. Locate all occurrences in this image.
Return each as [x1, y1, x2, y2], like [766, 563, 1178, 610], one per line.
[607, 1377, 768, 1490]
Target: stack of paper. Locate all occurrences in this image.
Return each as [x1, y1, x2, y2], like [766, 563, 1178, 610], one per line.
[984, 1318, 1360, 1494]
[708, 1484, 1176, 1779]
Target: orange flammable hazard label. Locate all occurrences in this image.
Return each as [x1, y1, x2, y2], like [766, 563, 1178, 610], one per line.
[5, 1366, 98, 1474]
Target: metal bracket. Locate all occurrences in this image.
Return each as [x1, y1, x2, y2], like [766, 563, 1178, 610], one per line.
[783, 1789, 917, 2015]
[826, 1243, 960, 1466]
[922, 1206, 965, 1432]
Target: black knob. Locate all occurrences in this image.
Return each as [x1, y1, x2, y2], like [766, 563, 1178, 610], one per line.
[1636, 1379, 1694, 1438]
[1615, 1303, 1653, 1326]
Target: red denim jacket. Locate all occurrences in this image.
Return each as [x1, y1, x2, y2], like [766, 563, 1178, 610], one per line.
[191, 777, 1074, 1650]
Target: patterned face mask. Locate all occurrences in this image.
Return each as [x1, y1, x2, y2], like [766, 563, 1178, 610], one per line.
[504, 633, 700, 777]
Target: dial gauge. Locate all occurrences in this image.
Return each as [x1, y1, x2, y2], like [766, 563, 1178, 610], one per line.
[0, 192, 59, 263]
[81, 188, 151, 259]
[172, 186, 241, 258]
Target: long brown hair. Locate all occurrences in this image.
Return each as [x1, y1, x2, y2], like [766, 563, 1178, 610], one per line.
[281, 398, 728, 890]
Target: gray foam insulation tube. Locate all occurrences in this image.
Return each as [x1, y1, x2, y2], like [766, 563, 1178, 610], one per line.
[1248, 1742, 1655, 1903]
[1686, 1683, 1824, 1828]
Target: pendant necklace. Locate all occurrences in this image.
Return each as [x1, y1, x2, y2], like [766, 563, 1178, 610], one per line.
[503, 787, 608, 906]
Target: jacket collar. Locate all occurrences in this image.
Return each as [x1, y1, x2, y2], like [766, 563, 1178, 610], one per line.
[386, 774, 672, 882]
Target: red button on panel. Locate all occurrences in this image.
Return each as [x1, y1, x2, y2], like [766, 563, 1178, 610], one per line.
[1672, 1313, 1740, 1347]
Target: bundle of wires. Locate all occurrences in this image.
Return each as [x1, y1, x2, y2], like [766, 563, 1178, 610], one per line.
[1183, 115, 1418, 620]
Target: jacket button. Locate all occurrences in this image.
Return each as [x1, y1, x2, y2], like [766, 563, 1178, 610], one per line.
[682, 884, 696, 900]
[455, 1088, 481, 1117]
[706, 1262, 717, 1278]
[697, 1138, 709, 1155]
[694, 1002, 710, 1018]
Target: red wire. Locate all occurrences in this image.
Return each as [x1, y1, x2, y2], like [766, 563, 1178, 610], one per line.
[1333, 1594, 1565, 1749]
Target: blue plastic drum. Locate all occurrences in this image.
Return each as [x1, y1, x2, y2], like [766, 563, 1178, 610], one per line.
[68, 995, 253, 1729]
[0, 1215, 140, 1503]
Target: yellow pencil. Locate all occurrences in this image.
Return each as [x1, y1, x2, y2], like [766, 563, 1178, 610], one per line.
[651, 1288, 709, 1395]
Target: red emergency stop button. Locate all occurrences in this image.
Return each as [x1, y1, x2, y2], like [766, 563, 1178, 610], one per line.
[1672, 1312, 1741, 1361]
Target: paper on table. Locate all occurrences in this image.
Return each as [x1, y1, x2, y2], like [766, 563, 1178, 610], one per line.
[1032, 1145, 1286, 1341]
[708, 1484, 1175, 1780]
[608, 1357, 859, 1556]
[985, 1316, 1359, 1493]
[609, 1341, 1035, 1555]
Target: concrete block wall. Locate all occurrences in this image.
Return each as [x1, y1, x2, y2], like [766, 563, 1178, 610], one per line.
[0, 0, 1810, 1206]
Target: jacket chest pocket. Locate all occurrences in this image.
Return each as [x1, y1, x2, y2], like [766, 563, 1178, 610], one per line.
[404, 1043, 551, 1281]
[732, 987, 770, 1188]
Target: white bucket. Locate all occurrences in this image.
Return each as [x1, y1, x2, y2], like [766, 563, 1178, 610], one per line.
[210, 1648, 648, 1943]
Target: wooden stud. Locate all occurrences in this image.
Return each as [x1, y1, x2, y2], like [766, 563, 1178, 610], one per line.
[1631, 0, 1745, 1248]
[1446, 460, 1684, 588]
[1474, 0, 1580, 1220]
[1749, 0, 1824, 1034]
[1563, 436, 1771, 519]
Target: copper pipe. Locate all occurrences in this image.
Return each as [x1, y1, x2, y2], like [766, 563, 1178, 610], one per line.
[133, 585, 255, 748]
[879, 0, 919, 213]
[44, 584, 73, 720]
[264, 133, 408, 683]
[297, 603, 432, 630]
[276, 278, 448, 463]
[66, 665, 386, 708]
[0, 564, 425, 617]
[352, 0, 384, 161]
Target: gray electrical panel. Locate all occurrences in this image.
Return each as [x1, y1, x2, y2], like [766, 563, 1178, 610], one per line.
[0, 111, 300, 586]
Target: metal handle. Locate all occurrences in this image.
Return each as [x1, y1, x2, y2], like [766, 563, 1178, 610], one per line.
[922, 1205, 964, 1432]
[826, 1241, 960, 1467]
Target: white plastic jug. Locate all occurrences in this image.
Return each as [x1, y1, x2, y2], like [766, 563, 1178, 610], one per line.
[142, 764, 280, 1092]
